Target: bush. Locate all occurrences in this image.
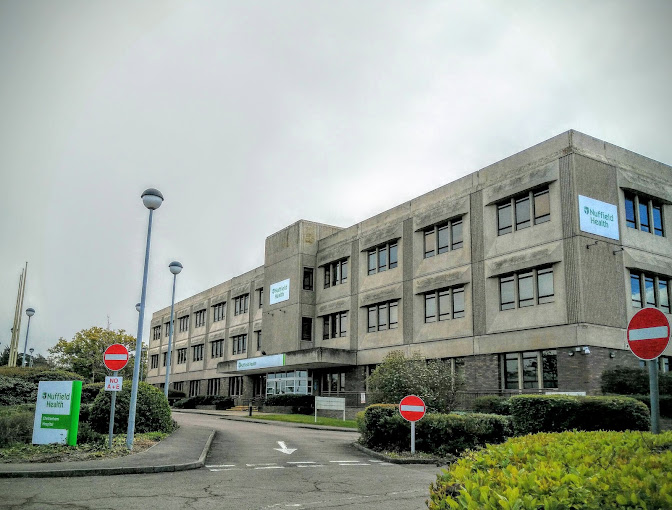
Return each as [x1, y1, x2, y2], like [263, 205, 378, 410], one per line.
[81, 383, 105, 404]
[0, 405, 34, 447]
[0, 376, 38, 406]
[0, 367, 82, 384]
[601, 365, 672, 395]
[263, 394, 314, 413]
[509, 395, 650, 435]
[77, 422, 105, 445]
[631, 394, 672, 418]
[472, 396, 510, 415]
[357, 404, 513, 456]
[168, 389, 186, 399]
[89, 381, 172, 434]
[428, 430, 672, 509]
[172, 395, 233, 410]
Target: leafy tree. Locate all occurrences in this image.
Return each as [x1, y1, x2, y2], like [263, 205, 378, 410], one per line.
[48, 327, 142, 383]
[367, 350, 464, 413]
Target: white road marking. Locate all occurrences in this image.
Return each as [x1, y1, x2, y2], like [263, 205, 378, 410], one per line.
[255, 466, 285, 470]
[246, 463, 277, 467]
[329, 460, 361, 463]
[209, 468, 238, 472]
[287, 461, 316, 464]
[206, 464, 236, 468]
[274, 441, 297, 455]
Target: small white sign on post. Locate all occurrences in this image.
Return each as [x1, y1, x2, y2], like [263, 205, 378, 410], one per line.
[315, 396, 346, 422]
[105, 376, 123, 392]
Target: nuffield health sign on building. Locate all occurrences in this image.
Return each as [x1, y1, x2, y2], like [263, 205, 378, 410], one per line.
[32, 380, 82, 445]
[578, 195, 619, 240]
[269, 279, 290, 305]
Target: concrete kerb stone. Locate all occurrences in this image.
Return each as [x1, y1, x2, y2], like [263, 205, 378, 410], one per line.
[351, 441, 446, 465]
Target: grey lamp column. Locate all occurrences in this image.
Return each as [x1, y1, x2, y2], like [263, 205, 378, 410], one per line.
[29, 348, 34, 367]
[126, 188, 163, 450]
[164, 261, 183, 398]
[22, 308, 35, 367]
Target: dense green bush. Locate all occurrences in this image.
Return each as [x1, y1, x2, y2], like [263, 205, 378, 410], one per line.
[168, 389, 186, 399]
[428, 430, 672, 509]
[0, 405, 34, 447]
[631, 394, 672, 418]
[0, 376, 38, 406]
[0, 367, 82, 384]
[509, 394, 650, 435]
[172, 395, 234, 410]
[81, 383, 105, 404]
[263, 394, 314, 413]
[472, 396, 510, 415]
[89, 381, 172, 434]
[357, 404, 512, 456]
[601, 365, 672, 395]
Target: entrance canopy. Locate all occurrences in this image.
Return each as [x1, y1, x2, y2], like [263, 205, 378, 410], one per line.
[216, 347, 356, 376]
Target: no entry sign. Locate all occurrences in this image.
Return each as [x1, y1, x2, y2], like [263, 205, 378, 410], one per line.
[399, 395, 426, 422]
[627, 307, 670, 361]
[104, 344, 129, 371]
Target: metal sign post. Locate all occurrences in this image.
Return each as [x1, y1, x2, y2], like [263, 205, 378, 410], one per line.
[399, 395, 426, 454]
[103, 344, 129, 448]
[108, 371, 118, 448]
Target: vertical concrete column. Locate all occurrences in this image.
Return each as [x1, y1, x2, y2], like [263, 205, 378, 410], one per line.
[349, 240, 359, 351]
[559, 154, 580, 324]
[402, 218, 414, 345]
[470, 191, 486, 337]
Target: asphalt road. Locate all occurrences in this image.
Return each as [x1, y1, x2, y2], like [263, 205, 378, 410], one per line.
[0, 413, 442, 509]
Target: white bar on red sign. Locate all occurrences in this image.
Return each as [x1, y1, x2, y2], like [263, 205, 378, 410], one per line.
[629, 326, 669, 341]
[400, 405, 424, 412]
[104, 354, 128, 360]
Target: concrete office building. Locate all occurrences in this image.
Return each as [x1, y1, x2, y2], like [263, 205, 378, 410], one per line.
[147, 130, 672, 406]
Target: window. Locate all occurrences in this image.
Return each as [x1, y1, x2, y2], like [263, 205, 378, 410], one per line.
[499, 266, 554, 310]
[266, 371, 313, 396]
[324, 259, 348, 288]
[367, 241, 398, 275]
[322, 372, 346, 394]
[497, 187, 550, 236]
[256, 330, 262, 350]
[302, 317, 313, 341]
[162, 352, 168, 367]
[152, 326, 161, 340]
[630, 271, 671, 313]
[229, 376, 243, 396]
[211, 339, 224, 358]
[177, 348, 187, 364]
[423, 218, 463, 258]
[192, 344, 203, 362]
[367, 300, 399, 332]
[424, 286, 465, 322]
[206, 378, 220, 396]
[257, 288, 264, 308]
[303, 268, 314, 291]
[232, 334, 247, 355]
[164, 322, 172, 337]
[625, 192, 664, 236]
[189, 380, 200, 397]
[173, 381, 183, 392]
[234, 294, 249, 315]
[194, 309, 206, 328]
[178, 315, 189, 332]
[151, 354, 159, 369]
[212, 302, 226, 322]
[502, 350, 558, 390]
[322, 312, 348, 339]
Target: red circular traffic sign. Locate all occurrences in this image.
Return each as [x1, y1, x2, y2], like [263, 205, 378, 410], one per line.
[399, 395, 426, 422]
[627, 307, 670, 361]
[104, 344, 129, 371]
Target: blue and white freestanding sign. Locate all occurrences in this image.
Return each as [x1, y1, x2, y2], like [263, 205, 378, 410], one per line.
[578, 195, 619, 240]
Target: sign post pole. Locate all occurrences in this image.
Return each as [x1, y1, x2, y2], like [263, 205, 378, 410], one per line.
[399, 395, 425, 455]
[108, 370, 118, 449]
[649, 360, 660, 434]
[410, 421, 415, 454]
[103, 344, 129, 448]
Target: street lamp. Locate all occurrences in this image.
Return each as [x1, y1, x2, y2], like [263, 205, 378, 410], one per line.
[29, 347, 34, 367]
[164, 261, 183, 398]
[22, 308, 35, 367]
[136, 303, 141, 313]
[126, 188, 163, 450]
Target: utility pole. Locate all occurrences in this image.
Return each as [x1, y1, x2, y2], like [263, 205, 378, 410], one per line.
[9, 263, 27, 367]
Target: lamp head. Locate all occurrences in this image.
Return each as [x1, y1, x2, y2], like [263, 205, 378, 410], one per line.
[141, 188, 164, 210]
[169, 261, 183, 275]
[135, 303, 141, 312]
[29, 348, 34, 354]
[26, 307, 35, 317]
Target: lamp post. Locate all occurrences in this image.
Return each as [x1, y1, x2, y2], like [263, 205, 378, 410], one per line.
[29, 348, 34, 367]
[22, 308, 35, 367]
[164, 261, 183, 398]
[126, 188, 163, 450]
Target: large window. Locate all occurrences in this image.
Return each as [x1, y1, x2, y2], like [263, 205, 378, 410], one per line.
[502, 350, 558, 390]
[498, 187, 550, 236]
[257, 288, 264, 309]
[178, 315, 189, 332]
[323, 312, 348, 339]
[234, 294, 249, 315]
[500, 266, 554, 310]
[256, 330, 262, 350]
[322, 372, 346, 394]
[150, 354, 159, 369]
[177, 348, 187, 364]
[630, 271, 671, 313]
[164, 322, 172, 337]
[367, 241, 398, 275]
[212, 302, 226, 322]
[424, 286, 465, 322]
[206, 378, 220, 396]
[324, 259, 348, 288]
[211, 339, 224, 358]
[232, 334, 247, 355]
[423, 218, 463, 258]
[302, 317, 313, 341]
[192, 344, 203, 362]
[625, 192, 664, 236]
[303, 268, 314, 290]
[194, 309, 206, 328]
[266, 371, 312, 396]
[189, 380, 200, 397]
[367, 300, 399, 332]
[152, 326, 161, 340]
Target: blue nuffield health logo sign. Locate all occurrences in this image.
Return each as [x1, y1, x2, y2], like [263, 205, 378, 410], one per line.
[578, 195, 619, 241]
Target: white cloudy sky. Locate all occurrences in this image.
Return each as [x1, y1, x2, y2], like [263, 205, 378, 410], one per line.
[1, 1, 671, 358]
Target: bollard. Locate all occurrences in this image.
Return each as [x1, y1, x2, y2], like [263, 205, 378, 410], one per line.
[248, 402, 253, 416]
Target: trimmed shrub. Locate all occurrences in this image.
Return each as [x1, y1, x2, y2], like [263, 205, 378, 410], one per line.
[0, 376, 38, 406]
[89, 381, 172, 434]
[600, 365, 672, 395]
[509, 394, 650, 435]
[81, 383, 105, 404]
[428, 430, 672, 510]
[263, 394, 314, 414]
[0, 367, 82, 384]
[356, 404, 401, 450]
[472, 395, 510, 415]
[631, 394, 672, 418]
[172, 395, 233, 410]
[0, 405, 34, 447]
[168, 389, 186, 399]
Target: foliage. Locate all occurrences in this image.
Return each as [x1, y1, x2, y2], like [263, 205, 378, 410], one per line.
[0, 376, 38, 406]
[367, 351, 464, 413]
[0, 367, 81, 383]
[172, 395, 234, 410]
[472, 396, 511, 415]
[0, 405, 34, 447]
[357, 404, 512, 456]
[509, 394, 650, 435]
[76, 422, 106, 445]
[600, 365, 672, 395]
[81, 383, 105, 404]
[263, 394, 314, 413]
[89, 381, 172, 434]
[168, 389, 186, 399]
[631, 394, 672, 418]
[48, 326, 140, 383]
[428, 430, 672, 510]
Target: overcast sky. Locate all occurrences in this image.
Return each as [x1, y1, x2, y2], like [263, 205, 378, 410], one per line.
[1, 1, 671, 358]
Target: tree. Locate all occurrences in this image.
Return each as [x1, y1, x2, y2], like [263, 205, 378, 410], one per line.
[48, 327, 142, 383]
[367, 350, 464, 413]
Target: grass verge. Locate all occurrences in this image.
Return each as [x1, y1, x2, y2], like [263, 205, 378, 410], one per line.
[245, 413, 358, 429]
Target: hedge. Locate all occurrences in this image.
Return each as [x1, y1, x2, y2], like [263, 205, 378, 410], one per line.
[631, 394, 672, 418]
[357, 404, 513, 456]
[172, 395, 234, 410]
[0, 376, 37, 406]
[601, 366, 672, 395]
[472, 396, 510, 415]
[0, 367, 82, 384]
[81, 383, 105, 404]
[428, 430, 672, 509]
[509, 394, 650, 435]
[263, 394, 314, 414]
[0, 405, 35, 447]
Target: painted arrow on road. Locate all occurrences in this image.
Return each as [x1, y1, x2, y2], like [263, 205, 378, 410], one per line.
[274, 441, 296, 455]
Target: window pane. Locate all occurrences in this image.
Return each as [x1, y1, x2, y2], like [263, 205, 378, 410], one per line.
[659, 279, 670, 314]
[498, 202, 512, 235]
[505, 353, 518, 389]
[500, 275, 515, 310]
[522, 352, 538, 389]
[389, 243, 398, 268]
[303, 268, 314, 290]
[453, 287, 465, 318]
[438, 224, 450, 253]
[438, 290, 450, 321]
[324, 266, 330, 288]
[340, 312, 348, 336]
[378, 304, 388, 330]
[368, 251, 376, 275]
[631, 273, 642, 308]
[537, 267, 554, 304]
[333, 263, 340, 286]
[424, 230, 436, 258]
[645, 276, 656, 307]
[378, 246, 387, 272]
[639, 201, 650, 232]
[653, 205, 664, 236]
[542, 350, 558, 388]
[368, 306, 377, 332]
[341, 261, 348, 282]
[515, 196, 531, 230]
[625, 194, 636, 229]
[323, 317, 330, 339]
[518, 271, 534, 307]
[534, 189, 550, 224]
[425, 294, 436, 323]
[451, 221, 463, 250]
[389, 302, 398, 329]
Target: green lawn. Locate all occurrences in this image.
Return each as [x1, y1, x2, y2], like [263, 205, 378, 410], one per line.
[246, 413, 358, 429]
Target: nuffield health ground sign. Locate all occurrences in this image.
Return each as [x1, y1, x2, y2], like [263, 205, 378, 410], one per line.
[32, 380, 82, 445]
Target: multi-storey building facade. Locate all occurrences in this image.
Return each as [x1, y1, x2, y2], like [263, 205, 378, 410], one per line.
[147, 130, 672, 405]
